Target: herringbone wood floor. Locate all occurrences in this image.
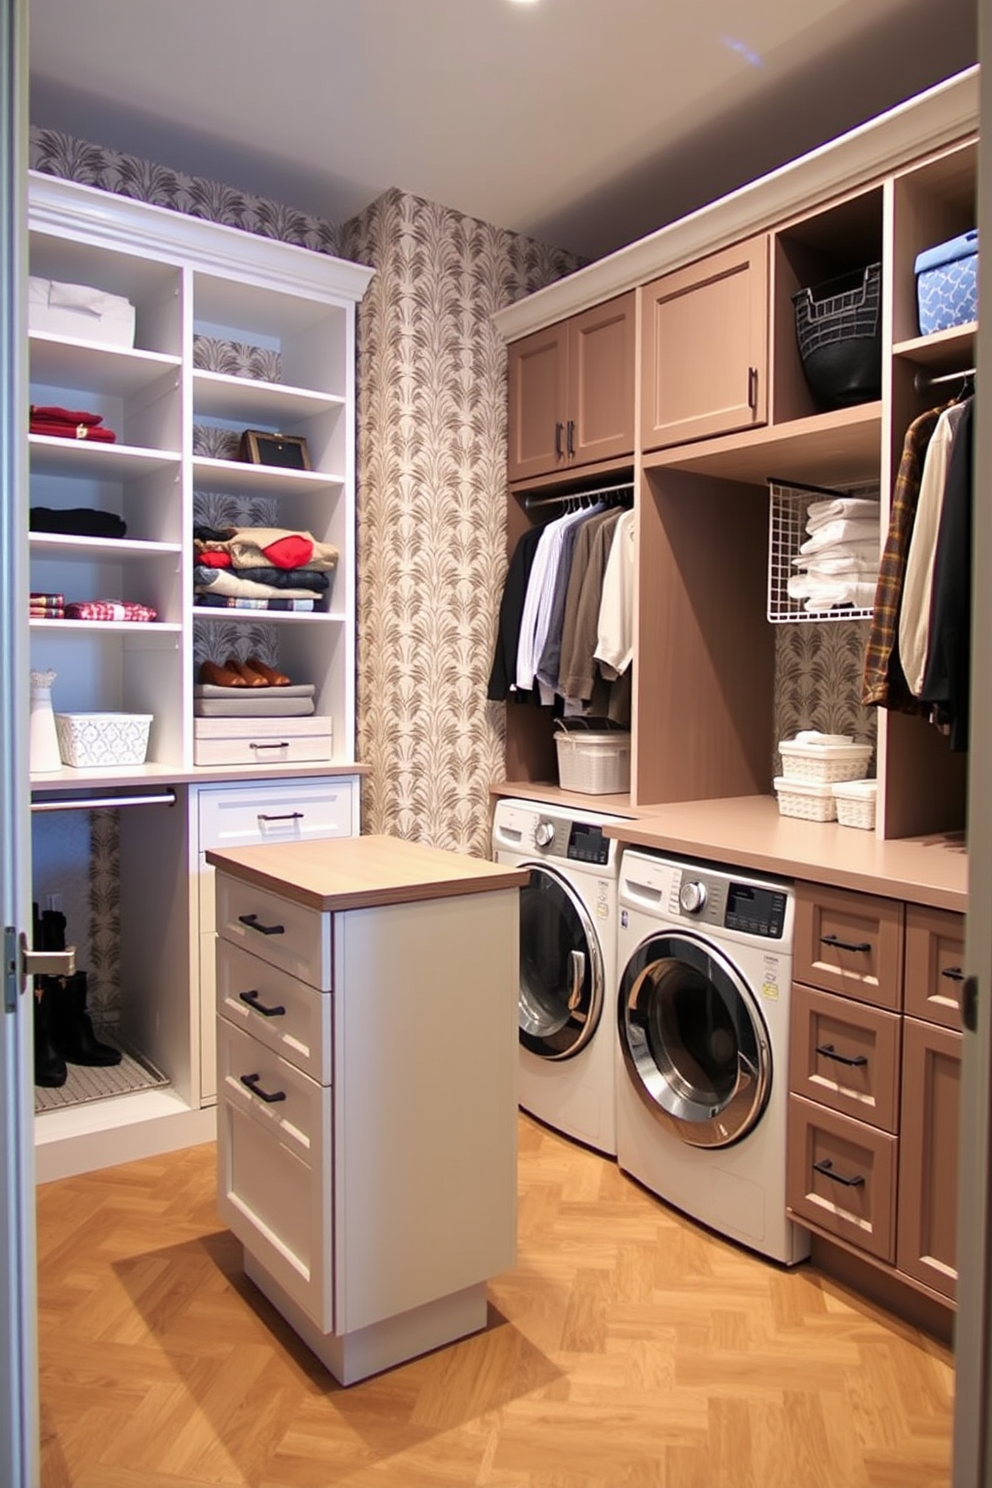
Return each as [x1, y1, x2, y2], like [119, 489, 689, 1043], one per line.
[36, 1114, 954, 1487]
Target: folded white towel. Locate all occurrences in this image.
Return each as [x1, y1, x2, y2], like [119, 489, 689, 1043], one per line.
[788, 575, 877, 610]
[799, 518, 880, 555]
[791, 730, 855, 746]
[793, 540, 878, 571]
[805, 497, 880, 531]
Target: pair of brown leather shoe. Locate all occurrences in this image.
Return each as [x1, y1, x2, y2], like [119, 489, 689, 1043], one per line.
[200, 655, 291, 688]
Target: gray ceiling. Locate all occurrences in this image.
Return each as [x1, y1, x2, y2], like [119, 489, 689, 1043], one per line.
[28, 0, 976, 261]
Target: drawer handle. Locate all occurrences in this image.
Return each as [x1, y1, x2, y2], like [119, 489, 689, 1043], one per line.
[555, 421, 564, 459]
[238, 913, 286, 937]
[257, 811, 305, 823]
[566, 418, 575, 457]
[239, 989, 286, 1019]
[820, 933, 872, 954]
[941, 966, 965, 982]
[815, 1042, 868, 1069]
[813, 1157, 865, 1189]
[249, 741, 290, 751]
[747, 365, 758, 410]
[240, 1072, 287, 1104]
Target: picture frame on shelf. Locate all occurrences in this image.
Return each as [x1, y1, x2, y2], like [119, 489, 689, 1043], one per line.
[238, 429, 311, 470]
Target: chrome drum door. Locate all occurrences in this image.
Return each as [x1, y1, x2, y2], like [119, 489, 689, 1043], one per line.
[518, 865, 603, 1060]
[618, 931, 770, 1148]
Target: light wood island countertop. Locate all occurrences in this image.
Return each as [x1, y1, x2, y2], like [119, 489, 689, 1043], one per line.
[205, 832, 529, 913]
[601, 795, 967, 913]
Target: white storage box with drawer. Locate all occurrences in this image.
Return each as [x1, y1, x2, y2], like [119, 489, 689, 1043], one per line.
[194, 776, 358, 1104]
[193, 714, 333, 767]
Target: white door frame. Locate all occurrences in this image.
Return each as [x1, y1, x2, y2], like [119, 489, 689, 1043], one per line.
[0, 0, 38, 1483]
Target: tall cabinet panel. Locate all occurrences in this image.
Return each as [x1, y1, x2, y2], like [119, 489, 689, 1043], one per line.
[27, 174, 373, 1181]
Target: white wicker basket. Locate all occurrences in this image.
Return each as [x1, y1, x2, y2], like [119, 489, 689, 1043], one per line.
[555, 727, 631, 795]
[773, 775, 837, 821]
[778, 736, 872, 784]
[54, 712, 152, 767]
[833, 779, 877, 830]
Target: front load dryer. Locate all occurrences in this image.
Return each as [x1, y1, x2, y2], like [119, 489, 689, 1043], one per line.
[492, 797, 623, 1156]
[615, 848, 809, 1265]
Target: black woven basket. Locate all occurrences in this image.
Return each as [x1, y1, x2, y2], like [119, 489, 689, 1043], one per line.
[792, 263, 882, 406]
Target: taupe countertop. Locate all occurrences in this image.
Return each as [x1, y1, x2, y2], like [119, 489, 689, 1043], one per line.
[601, 796, 967, 913]
[206, 833, 529, 913]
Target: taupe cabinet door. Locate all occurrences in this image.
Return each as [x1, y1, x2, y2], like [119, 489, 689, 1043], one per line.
[898, 1016, 961, 1303]
[640, 236, 769, 450]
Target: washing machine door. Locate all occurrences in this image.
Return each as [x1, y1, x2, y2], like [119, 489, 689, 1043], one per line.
[518, 864, 604, 1060]
[618, 930, 770, 1148]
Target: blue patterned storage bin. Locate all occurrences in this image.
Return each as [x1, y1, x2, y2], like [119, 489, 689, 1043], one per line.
[915, 230, 978, 335]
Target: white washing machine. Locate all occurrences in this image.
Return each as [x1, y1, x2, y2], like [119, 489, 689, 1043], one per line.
[615, 848, 809, 1265]
[492, 797, 623, 1157]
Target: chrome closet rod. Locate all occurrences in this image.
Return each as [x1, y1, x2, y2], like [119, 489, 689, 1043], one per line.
[914, 364, 976, 392]
[30, 790, 177, 814]
[523, 480, 634, 512]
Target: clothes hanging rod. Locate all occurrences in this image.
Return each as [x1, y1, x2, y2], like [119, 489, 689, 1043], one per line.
[522, 480, 634, 512]
[30, 790, 177, 814]
[914, 365, 976, 392]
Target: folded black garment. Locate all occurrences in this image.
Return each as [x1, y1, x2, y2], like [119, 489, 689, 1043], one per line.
[233, 565, 330, 591]
[193, 523, 235, 543]
[30, 507, 127, 539]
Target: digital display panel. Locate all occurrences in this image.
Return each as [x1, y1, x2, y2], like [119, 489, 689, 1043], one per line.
[725, 883, 787, 938]
[567, 823, 609, 865]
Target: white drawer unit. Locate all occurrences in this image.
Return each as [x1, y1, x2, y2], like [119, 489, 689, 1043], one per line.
[195, 775, 357, 1104]
[217, 938, 332, 1084]
[216, 1016, 333, 1331]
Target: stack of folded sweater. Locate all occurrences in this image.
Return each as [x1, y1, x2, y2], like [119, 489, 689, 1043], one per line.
[193, 525, 337, 612]
[30, 405, 117, 443]
[789, 496, 880, 613]
[63, 600, 156, 622]
[30, 591, 64, 621]
[30, 507, 127, 538]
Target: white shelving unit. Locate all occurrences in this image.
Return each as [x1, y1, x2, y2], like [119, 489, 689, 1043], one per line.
[27, 172, 373, 1180]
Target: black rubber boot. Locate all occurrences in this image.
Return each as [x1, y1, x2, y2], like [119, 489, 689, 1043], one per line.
[34, 978, 68, 1087]
[51, 971, 122, 1067]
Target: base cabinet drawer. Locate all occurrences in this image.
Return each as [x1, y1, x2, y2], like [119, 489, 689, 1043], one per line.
[896, 1017, 962, 1302]
[904, 906, 965, 1030]
[217, 937, 332, 1084]
[789, 982, 901, 1132]
[787, 1094, 897, 1263]
[216, 1017, 333, 1332]
[215, 872, 331, 989]
[794, 883, 904, 1009]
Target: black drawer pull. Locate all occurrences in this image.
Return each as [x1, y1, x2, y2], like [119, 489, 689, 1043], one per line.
[815, 1042, 868, 1068]
[257, 811, 304, 823]
[238, 913, 285, 937]
[239, 989, 286, 1019]
[941, 966, 965, 982]
[249, 741, 290, 751]
[820, 933, 872, 954]
[554, 421, 563, 458]
[566, 418, 575, 457]
[813, 1157, 865, 1188]
[240, 1072, 286, 1104]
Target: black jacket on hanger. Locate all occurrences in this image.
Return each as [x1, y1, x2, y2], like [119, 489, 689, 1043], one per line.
[919, 396, 973, 751]
[486, 524, 544, 702]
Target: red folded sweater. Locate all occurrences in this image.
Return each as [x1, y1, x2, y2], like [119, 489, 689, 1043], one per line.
[30, 418, 117, 442]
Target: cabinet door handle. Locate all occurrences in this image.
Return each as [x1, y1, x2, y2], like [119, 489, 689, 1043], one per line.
[815, 1042, 868, 1068]
[239, 989, 286, 1018]
[238, 912, 285, 937]
[239, 1072, 287, 1104]
[555, 421, 564, 458]
[249, 741, 290, 751]
[747, 366, 758, 410]
[820, 933, 872, 954]
[257, 811, 304, 823]
[813, 1157, 865, 1188]
[941, 966, 964, 982]
[566, 419, 575, 457]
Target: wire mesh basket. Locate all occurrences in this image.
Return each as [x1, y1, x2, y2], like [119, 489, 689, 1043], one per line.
[767, 478, 880, 624]
[793, 263, 882, 405]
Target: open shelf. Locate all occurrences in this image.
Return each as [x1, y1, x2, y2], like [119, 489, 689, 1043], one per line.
[644, 402, 882, 485]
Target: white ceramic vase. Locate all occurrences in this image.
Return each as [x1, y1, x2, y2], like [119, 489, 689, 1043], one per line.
[29, 669, 63, 773]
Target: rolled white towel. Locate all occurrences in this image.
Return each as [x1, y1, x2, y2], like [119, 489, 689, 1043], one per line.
[805, 497, 880, 531]
[799, 518, 879, 555]
[789, 575, 877, 610]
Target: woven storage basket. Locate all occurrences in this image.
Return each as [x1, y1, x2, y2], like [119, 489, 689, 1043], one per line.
[555, 727, 631, 795]
[778, 737, 872, 784]
[55, 711, 151, 767]
[773, 776, 837, 822]
[833, 779, 877, 830]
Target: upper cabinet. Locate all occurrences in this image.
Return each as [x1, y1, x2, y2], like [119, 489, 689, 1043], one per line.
[640, 236, 769, 451]
[507, 292, 635, 482]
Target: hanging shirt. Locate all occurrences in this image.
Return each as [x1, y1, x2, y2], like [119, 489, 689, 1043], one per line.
[486, 524, 544, 701]
[919, 397, 974, 751]
[898, 401, 966, 696]
[594, 508, 636, 678]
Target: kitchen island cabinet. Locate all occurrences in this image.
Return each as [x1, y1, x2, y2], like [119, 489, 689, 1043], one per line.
[206, 834, 527, 1384]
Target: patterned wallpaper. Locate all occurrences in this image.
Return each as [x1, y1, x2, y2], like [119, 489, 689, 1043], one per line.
[340, 188, 582, 853]
[28, 127, 582, 1016]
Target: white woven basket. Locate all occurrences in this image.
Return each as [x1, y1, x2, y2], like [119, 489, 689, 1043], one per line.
[833, 779, 877, 830]
[555, 728, 631, 795]
[773, 775, 837, 822]
[778, 737, 872, 784]
[55, 711, 152, 767]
